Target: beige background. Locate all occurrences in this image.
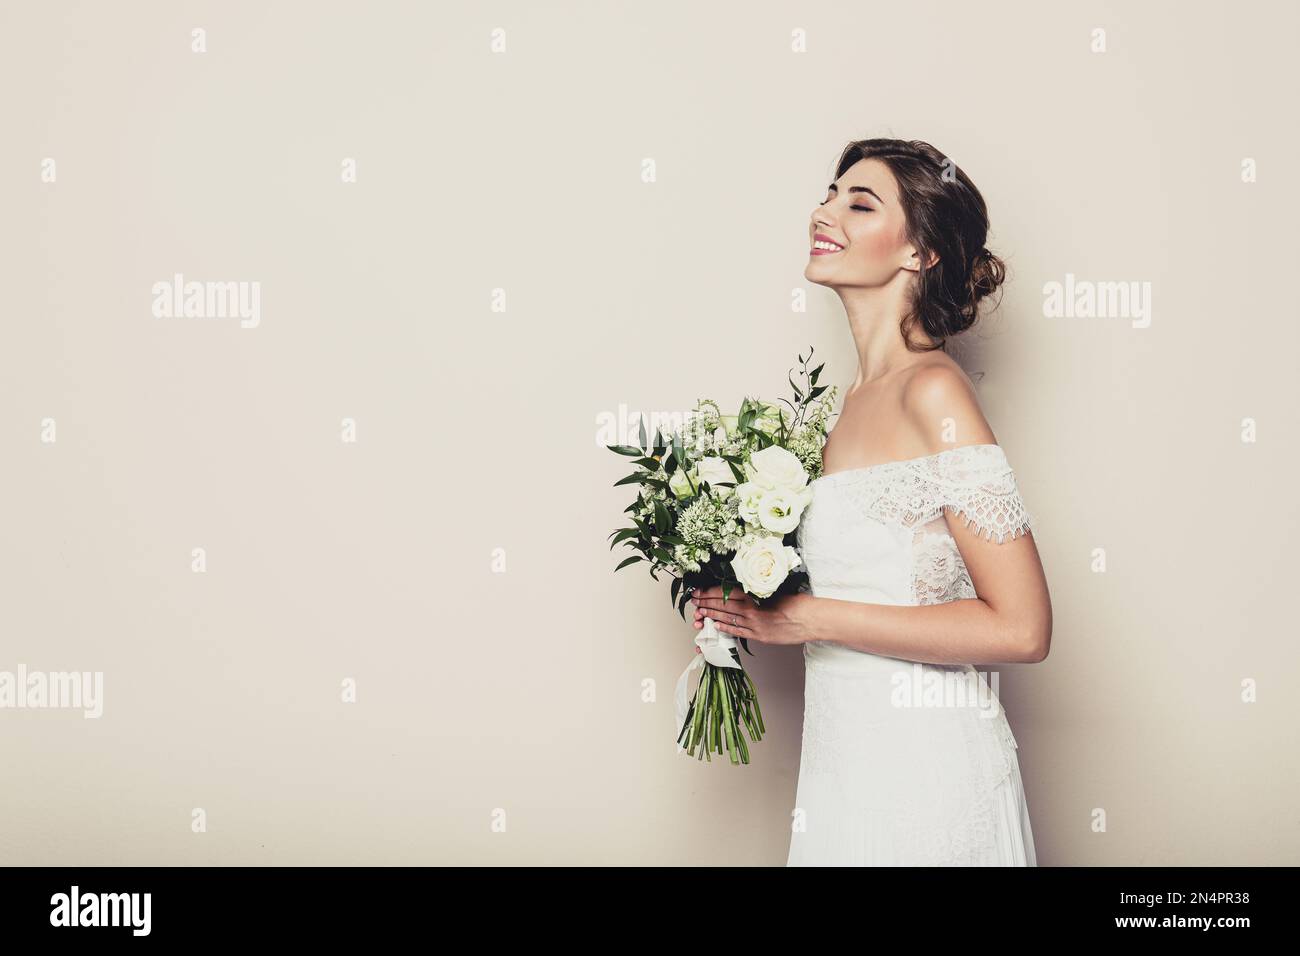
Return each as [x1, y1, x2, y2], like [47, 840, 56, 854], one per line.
[2, 0, 1296, 865]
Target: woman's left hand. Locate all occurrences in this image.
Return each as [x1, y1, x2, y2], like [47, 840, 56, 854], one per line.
[689, 586, 816, 647]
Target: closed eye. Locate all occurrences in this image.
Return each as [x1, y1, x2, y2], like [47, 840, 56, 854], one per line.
[819, 200, 873, 212]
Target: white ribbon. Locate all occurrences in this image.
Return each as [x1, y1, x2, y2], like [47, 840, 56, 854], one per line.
[673, 615, 742, 752]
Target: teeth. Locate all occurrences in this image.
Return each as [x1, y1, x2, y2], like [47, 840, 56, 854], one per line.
[813, 240, 844, 252]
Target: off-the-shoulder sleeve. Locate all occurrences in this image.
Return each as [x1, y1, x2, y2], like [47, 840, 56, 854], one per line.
[922, 444, 1034, 544]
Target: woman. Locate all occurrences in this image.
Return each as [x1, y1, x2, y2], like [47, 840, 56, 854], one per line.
[689, 139, 1052, 866]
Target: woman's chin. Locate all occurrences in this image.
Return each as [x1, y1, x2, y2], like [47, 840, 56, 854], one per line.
[804, 264, 830, 288]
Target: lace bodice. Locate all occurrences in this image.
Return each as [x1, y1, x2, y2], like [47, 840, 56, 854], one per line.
[797, 442, 1033, 611]
[788, 442, 1037, 866]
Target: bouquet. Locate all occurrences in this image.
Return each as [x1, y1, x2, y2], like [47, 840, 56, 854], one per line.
[606, 348, 838, 764]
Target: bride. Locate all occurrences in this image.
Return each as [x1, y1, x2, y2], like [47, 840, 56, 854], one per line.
[688, 139, 1052, 866]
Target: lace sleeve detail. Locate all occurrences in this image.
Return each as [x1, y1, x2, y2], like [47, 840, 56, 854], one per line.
[920, 444, 1034, 544]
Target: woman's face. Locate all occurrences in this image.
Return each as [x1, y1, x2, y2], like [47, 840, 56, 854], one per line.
[805, 158, 917, 289]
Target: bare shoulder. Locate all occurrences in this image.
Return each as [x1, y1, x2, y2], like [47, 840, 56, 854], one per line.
[899, 358, 996, 453]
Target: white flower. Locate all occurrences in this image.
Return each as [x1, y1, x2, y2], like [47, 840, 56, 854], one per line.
[733, 481, 767, 526]
[731, 534, 801, 599]
[668, 466, 697, 499]
[756, 486, 814, 534]
[695, 456, 735, 497]
[744, 444, 811, 492]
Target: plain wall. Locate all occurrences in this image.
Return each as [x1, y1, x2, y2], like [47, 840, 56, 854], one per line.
[1, 0, 1296, 865]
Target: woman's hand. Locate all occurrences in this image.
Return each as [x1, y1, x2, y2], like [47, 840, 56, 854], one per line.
[689, 586, 817, 647]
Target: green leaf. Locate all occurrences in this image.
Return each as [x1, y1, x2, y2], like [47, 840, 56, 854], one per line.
[608, 444, 644, 457]
[653, 499, 669, 532]
[608, 528, 640, 549]
[614, 555, 641, 572]
[638, 415, 648, 453]
[613, 473, 646, 487]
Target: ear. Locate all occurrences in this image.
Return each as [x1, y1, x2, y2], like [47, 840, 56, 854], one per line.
[902, 247, 940, 272]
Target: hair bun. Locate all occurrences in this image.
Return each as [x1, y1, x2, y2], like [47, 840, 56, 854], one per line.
[968, 246, 1006, 302]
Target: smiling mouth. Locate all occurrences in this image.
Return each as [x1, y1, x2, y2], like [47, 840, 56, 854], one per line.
[810, 239, 845, 255]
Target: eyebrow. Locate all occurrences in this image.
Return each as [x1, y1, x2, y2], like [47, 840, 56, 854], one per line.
[828, 182, 885, 205]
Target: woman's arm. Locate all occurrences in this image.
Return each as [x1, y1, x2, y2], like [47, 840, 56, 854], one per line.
[693, 538, 1050, 665]
[794, 524, 1051, 664]
[690, 365, 1053, 665]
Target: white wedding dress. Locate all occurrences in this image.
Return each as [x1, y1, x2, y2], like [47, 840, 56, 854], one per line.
[786, 443, 1038, 867]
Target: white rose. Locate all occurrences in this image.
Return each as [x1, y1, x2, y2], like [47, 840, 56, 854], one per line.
[745, 444, 810, 492]
[756, 486, 814, 534]
[695, 456, 735, 497]
[731, 534, 801, 599]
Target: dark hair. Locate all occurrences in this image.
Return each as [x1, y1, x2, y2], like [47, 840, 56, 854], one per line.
[833, 138, 1006, 352]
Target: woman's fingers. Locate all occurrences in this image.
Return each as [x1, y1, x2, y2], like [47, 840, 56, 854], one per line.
[693, 596, 747, 621]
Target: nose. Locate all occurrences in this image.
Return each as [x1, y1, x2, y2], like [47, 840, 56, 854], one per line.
[811, 206, 835, 231]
